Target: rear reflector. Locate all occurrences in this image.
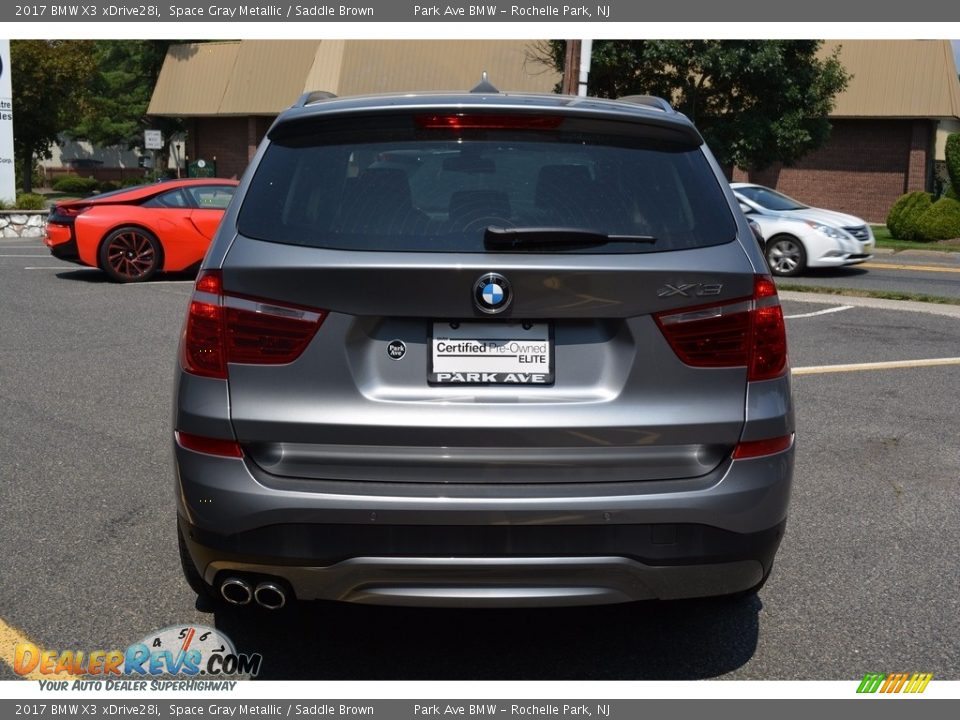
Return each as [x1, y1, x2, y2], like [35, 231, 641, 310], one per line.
[732, 434, 794, 459]
[654, 275, 788, 381]
[175, 431, 243, 458]
[179, 269, 327, 379]
[415, 114, 564, 130]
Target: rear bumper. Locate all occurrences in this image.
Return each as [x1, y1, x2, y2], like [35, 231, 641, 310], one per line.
[185, 544, 773, 607]
[44, 224, 82, 263]
[175, 441, 793, 605]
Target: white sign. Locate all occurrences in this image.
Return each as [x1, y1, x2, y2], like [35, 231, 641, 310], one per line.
[0, 39, 15, 204]
[430, 322, 553, 385]
[144, 129, 163, 150]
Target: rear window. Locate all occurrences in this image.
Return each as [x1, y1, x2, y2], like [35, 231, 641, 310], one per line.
[237, 117, 736, 253]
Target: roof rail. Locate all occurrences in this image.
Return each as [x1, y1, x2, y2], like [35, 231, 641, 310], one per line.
[617, 95, 674, 113]
[293, 90, 338, 108]
[470, 71, 500, 94]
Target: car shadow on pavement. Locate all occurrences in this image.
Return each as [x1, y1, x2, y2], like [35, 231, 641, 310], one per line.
[798, 267, 870, 279]
[207, 595, 761, 679]
[55, 269, 199, 283]
[56, 269, 113, 283]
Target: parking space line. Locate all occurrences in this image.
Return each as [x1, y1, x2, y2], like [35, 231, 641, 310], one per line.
[861, 262, 960, 274]
[784, 305, 853, 319]
[794, 357, 960, 375]
[0, 616, 76, 680]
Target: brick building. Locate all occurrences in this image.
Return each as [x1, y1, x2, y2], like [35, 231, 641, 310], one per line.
[146, 40, 559, 181]
[732, 40, 960, 222]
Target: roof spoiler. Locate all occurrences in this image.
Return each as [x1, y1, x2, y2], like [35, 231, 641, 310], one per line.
[617, 95, 674, 113]
[293, 90, 338, 108]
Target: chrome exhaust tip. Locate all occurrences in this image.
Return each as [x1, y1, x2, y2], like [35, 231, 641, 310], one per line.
[220, 577, 253, 605]
[253, 582, 286, 610]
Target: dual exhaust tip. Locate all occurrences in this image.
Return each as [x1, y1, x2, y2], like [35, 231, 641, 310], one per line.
[220, 577, 287, 609]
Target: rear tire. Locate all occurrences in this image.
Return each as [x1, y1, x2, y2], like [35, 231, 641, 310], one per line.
[765, 235, 806, 277]
[99, 226, 161, 282]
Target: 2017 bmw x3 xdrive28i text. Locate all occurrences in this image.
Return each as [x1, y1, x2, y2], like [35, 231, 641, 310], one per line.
[174, 81, 794, 610]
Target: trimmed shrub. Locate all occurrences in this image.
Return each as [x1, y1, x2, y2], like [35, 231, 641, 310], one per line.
[51, 175, 100, 194]
[14, 193, 46, 210]
[98, 181, 121, 193]
[915, 197, 960, 241]
[947, 186, 958, 201]
[886, 191, 933, 241]
[121, 176, 147, 188]
[946, 133, 960, 190]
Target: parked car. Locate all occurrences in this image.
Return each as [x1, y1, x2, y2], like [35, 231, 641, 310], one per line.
[44, 179, 239, 282]
[174, 84, 794, 610]
[731, 183, 875, 276]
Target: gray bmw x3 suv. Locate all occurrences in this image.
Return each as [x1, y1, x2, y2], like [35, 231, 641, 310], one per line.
[174, 82, 794, 610]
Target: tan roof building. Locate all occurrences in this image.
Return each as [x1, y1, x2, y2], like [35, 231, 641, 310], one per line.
[148, 40, 557, 117]
[820, 39, 960, 161]
[148, 40, 557, 180]
[150, 39, 960, 221]
[734, 39, 960, 221]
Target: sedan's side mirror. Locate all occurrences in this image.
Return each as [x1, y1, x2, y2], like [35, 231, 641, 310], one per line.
[747, 218, 766, 252]
[739, 202, 754, 215]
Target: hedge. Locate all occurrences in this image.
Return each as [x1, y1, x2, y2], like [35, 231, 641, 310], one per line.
[946, 133, 960, 191]
[914, 197, 960, 241]
[51, 175, 100, 194]
[886, 191, 933, 241]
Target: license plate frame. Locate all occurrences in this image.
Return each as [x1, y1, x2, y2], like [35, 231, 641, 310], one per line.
[428, 321, 554, 385]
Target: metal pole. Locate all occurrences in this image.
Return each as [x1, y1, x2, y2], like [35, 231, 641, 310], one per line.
[578, 39, 593, 97]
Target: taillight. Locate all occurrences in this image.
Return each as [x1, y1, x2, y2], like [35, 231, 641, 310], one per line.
[654, 275, 787, 381]
[179, 269, 327, 379]
[55, 204, 91, 218]
[415, 114, 564, 130]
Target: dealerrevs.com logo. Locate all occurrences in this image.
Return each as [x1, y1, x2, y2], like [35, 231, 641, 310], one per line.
[15, 625, 262, 689]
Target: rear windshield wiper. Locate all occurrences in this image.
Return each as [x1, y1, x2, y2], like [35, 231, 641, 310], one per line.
[484, 226, 657, 249]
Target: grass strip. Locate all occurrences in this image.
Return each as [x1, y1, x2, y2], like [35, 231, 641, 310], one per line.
[778, 284, 960, 306]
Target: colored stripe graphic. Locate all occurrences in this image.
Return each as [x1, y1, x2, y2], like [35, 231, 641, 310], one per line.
[857, 673, 886, 693]
[906, 673, 934, 693]
[857, 672, 932, 693]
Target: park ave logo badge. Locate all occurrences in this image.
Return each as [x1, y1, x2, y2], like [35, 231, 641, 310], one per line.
[474, 272, 512, 314]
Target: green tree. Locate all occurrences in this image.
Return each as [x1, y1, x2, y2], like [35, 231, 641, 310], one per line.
[70, 41, 179, 150]
[11, 40, 96, 192]
[541, 40, 850, 171]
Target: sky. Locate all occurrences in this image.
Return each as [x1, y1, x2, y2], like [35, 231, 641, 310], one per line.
[954, 39, 960, 68]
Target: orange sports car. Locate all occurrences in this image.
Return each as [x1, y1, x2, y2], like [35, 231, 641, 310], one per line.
[44, 179, 239, 282]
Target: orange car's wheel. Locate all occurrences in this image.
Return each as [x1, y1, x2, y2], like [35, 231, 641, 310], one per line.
[98, 226, 161, 283]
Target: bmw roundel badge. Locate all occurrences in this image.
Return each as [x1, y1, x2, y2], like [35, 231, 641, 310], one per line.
[474, 273, 512, 314]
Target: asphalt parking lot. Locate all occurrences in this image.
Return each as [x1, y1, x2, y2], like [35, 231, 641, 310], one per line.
[1, 240, 959, 681]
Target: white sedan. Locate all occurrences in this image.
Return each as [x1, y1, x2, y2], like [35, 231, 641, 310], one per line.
[731, 183, 875, 276]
